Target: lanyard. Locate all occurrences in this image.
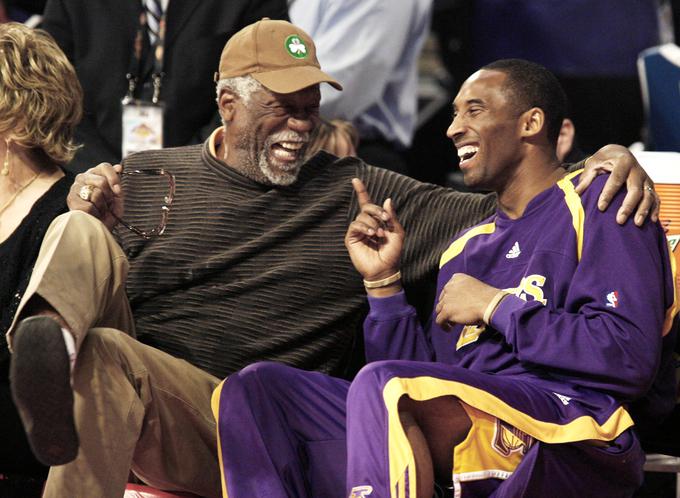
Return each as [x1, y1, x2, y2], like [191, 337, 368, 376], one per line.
[125, 1, 166, 104]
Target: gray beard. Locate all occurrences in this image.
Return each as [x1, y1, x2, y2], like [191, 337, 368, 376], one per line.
[258, 151, 300, 186]
[256, 132, 307, 186]
[226, 122, 307, 186]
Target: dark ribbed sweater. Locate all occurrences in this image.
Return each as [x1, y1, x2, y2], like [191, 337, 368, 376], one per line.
[118, 143, 495, 379]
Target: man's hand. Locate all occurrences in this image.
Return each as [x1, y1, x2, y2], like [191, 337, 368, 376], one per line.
[574, 144, 659, 226]
[67, 163, 124, 231]
[345, 178, 404, 295]
[435, 273, 499, 330]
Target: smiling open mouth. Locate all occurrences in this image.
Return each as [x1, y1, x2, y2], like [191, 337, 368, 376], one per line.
[272, 141, 305, 161]
[457, 145, 479, 165]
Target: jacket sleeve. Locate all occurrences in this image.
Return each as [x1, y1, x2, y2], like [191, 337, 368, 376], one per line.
[42, 0, 120, 172]
[489, 185, 673, 402]
[364, 291, 435, 362]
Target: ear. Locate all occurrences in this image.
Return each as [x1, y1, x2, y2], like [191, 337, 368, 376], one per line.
[519, 107, 545, 139]
[556, 118, 575, 161]
[218, 89, 238, 123]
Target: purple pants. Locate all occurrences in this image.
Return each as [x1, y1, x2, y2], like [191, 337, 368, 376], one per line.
[213, 361, 644, 498]
[213, 362, 349, 498]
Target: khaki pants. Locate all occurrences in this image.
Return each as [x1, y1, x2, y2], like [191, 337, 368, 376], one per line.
[6, 211, 221, 498]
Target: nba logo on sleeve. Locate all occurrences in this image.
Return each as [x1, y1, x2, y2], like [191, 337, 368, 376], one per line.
[606, 291, 619, 308]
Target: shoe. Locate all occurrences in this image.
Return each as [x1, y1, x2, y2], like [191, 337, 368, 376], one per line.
[9, 316, 79, 466]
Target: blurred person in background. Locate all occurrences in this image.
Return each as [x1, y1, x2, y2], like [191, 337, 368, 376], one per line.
[289, 0, 432, 174]
[305, 118, 359, 159]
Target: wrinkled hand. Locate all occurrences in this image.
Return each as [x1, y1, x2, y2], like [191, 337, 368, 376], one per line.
[574, 144, 658, 226]
[344, 178, 404, 284]
[435, 273, 499, 330]
[67, 163, 124, 230]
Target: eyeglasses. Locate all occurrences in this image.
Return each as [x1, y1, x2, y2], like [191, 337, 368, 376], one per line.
[113, 168, 176, 239]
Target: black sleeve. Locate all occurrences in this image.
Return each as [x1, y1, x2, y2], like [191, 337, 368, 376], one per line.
[41, 0, 73, 55]
[42, 0, 119, 173]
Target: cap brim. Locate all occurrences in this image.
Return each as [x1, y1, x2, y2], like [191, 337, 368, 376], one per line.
[252, 65, 342, 94]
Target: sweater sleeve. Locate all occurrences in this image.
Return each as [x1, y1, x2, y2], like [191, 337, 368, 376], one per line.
[363, 291, 435, 362]
[490, 180, 673, 401]
[356, 164, 496, 320]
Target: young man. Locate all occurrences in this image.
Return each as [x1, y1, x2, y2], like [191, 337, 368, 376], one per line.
[213, 59, 677, 497]
[6, 19, 658, 498]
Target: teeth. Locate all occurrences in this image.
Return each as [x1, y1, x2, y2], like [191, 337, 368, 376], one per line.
[272, 147, 297, 160]
[457, 145, 479, 160]
[279, 141, 304, 151]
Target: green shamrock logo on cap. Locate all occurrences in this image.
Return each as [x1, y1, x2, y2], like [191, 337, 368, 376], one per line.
[285, 35, 308, 59]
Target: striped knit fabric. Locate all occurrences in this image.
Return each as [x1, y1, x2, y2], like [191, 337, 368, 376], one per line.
[118, 144, 495, 379]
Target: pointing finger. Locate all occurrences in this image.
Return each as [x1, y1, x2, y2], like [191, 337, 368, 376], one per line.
[352, 178, 372, 207]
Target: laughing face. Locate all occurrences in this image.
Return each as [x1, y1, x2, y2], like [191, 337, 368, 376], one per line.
[222, 85, 320, 186]
[447, 70, 524, 191]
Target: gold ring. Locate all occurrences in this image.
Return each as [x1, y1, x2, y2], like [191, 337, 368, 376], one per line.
[79, 184, 94, 202]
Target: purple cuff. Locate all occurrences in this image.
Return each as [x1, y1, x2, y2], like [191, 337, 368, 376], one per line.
[367, 290, 410, 318]
[489, 294, 526, 336]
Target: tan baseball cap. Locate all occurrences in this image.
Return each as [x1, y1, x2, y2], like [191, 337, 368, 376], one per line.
[215, 18, 342, 94]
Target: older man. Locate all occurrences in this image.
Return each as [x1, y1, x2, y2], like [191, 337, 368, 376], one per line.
[8, 19, 658, 498]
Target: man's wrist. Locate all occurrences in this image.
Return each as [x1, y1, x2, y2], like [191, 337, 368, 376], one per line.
[366, 281, 403, 298]
[363, 270, 401, 289]
[483, 290, 510, 325]
[364, 270, 402, 298]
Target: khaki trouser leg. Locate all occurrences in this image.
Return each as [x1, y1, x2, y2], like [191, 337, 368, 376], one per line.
[5, 211, 220, 495]
[6, 210, 134, 351]
[44, 328, 221, 498]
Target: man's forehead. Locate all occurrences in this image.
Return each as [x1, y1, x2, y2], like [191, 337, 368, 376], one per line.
[266, 84, 321, 102]
[453, 69, 508, 108]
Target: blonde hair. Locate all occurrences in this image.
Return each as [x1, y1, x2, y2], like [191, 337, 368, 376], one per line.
[0, 23, 82, 165]
[306, 118, 359, 159]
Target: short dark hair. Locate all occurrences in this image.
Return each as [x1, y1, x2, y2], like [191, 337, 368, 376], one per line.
[482, 59, 566, 146]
